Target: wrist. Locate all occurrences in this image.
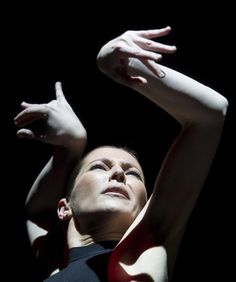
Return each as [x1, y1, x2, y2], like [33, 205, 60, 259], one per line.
[65, 130, 87, 156]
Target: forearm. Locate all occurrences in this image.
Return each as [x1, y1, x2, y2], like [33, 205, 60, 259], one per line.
[96, 27, 228, 124]
[128, 59, 228, 125]
[25, 146, 84, 218]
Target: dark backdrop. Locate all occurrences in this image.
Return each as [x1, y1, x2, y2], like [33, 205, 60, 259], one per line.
[3, 2, 234, 281]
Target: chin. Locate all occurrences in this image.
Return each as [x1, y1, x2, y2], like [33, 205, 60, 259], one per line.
[101, 203, 137, 225]
[101, 197, 132, 212]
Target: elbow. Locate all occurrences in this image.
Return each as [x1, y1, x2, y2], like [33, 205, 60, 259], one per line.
[204, 92, 229, 124]
[213, 94, 229, 121]
[219, 96, 229, 117]
[186, 94, 229, 126]
[187, 94, 228, 125]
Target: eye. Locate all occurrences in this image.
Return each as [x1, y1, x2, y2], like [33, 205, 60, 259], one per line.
[126, 169, 143, 181]
[90, 163, 107, 171]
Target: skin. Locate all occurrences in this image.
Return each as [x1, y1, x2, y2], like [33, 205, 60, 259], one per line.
[14, 26, 228, 281]
[58, 146, 147, 245]
[58, 147, 168, 281]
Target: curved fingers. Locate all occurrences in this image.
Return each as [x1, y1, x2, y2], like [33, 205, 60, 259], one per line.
[135, 37, 177, 54]
[14, 105, 47, 127]
[116, 44, 162, 62]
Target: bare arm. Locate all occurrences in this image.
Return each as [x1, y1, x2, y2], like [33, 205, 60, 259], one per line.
[15, 82, 87, 273]
[15, 82, 87, 217]
[97, 27, 228, 277]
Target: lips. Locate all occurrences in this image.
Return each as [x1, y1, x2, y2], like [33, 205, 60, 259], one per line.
[102, 186, 129, 199]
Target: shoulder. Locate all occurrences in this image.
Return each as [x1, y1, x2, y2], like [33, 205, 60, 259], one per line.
[109, 218, 168, 282]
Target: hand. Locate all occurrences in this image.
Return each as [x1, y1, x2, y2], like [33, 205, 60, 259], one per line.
[14, 82, 87, 151]
[97, 26, 176, 86]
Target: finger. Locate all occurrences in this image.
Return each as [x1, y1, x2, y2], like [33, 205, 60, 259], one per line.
[142, 59, 166, 78]
[115, 67, 147, 87]
[20, 101, 35, 109]
[136, 38, 177, 54]
[20, 101, 44, 110]
[16, 128, 47, 142]
[138, 26, 172, 39]
[55, 81, 67, 102]
[16, 128, 35, 139]
[14, 106, 47, 127]
[117, 45, 162, 62]
[130, 76, 147, 85]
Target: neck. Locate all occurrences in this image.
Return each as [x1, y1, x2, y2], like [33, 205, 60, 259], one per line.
[67, 216, 128, 248]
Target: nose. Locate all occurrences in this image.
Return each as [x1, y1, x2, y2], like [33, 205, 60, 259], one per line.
[109, 165, 126, 183]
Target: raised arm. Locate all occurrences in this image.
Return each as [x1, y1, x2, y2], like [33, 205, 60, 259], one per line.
[97, 26, 227, 123]
[14, 82, 87, 274]
[97, 27, 228, 277]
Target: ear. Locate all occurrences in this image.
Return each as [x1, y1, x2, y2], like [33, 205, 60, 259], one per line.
[57, 198, 72, 221]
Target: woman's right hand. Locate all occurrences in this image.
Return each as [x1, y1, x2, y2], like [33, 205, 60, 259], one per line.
[14, 82, 87, 152]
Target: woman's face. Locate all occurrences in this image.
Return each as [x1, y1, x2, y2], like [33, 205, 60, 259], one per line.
[69, 147, 147, 225]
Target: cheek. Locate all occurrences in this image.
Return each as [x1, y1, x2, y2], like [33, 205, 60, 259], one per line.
[69, 175, 103, 214]
[136, 183, 147, 207]
[70, 173, 106, 201]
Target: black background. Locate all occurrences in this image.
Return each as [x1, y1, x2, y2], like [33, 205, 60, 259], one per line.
[3, 2, 235, 281]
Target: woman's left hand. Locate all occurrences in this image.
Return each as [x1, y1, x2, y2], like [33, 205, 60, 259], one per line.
[97, 26, 176, 86]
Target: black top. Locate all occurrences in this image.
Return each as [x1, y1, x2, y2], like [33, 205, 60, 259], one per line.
[44, 241, 118, 282]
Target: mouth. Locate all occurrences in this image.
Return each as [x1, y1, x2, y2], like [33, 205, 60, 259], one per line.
[102, 186, 129, 199]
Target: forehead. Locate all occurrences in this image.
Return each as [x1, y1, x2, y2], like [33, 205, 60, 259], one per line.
[83, 147, 142, 171]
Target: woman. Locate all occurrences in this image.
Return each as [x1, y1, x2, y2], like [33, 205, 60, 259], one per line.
[15, 26, 228, 281]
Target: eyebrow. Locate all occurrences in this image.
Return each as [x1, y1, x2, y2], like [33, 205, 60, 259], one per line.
[88, 158, 143, 175]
